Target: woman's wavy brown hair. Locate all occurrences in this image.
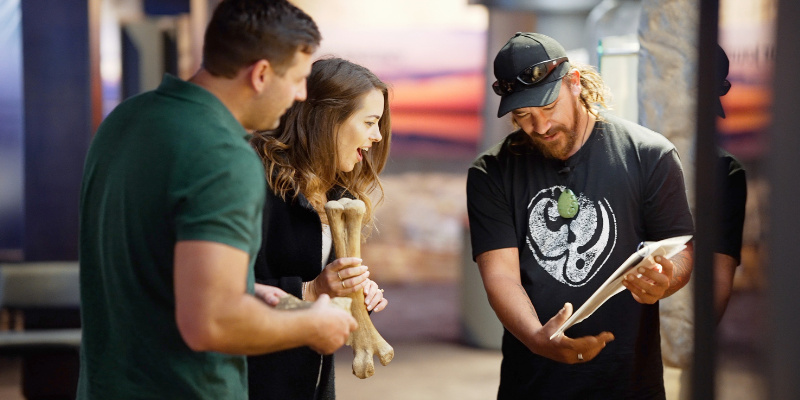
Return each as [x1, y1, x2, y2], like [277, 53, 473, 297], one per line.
[250, 57, 391, 232]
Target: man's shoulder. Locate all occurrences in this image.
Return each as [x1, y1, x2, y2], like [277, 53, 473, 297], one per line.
[96, 90, 159, 128]
[718, 148, 745, 177]
[186, 137, 263, 184]
[599, 112, 677, 156]
[470, 130, 530, 171]
[101, 90, 230, 138]
[117, 95, 261, 186]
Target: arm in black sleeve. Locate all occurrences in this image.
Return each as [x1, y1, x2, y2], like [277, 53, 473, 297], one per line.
[255, 277, 304, 299]
[716, 152, 747, 263]
[642, 149, 695, 240]
[467, 159, 518, 260]
[253, 232, 304, 298]
[253, 187, 316, 300]
[641, 148, 695, 295]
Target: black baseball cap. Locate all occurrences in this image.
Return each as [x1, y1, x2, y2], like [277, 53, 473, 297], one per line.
[494, 32, 571, 118]
[715, 44, 730, 118]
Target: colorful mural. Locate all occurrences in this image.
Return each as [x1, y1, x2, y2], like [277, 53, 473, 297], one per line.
[291, 0, 488, 157]
[0, 0, 24, 260]
[718, 0, 777, 161]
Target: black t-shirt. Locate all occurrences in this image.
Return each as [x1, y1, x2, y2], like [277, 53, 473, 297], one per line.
[716, 149, 747, 263]
[467, 112, 694, 399]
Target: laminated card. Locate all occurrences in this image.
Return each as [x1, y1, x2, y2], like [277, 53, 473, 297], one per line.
[550, 235, 693, 340]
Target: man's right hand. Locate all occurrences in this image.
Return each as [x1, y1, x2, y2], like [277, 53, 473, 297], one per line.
[531, 302, 614, 364]
[477, 248, 614, 365]
[304, 294, 358, 354]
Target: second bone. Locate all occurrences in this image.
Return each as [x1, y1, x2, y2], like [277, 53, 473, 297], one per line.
[325, 198, 394, 379]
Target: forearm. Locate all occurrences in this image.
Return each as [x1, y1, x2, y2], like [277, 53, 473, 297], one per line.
[175, 241, 323, 355]
[476, 248, 614, 364]
[483, 274, 545, 352]
[477, 248, 546, 354]
[713, 253, 737, 324]
[663, 244, 694, 297]
[188, 293, 317, 355]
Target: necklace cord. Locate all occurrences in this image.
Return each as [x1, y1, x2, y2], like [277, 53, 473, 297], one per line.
[565, 110, 592, 190]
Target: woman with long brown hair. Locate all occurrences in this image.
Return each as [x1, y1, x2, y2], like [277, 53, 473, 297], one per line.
[247, 57, 391, 400]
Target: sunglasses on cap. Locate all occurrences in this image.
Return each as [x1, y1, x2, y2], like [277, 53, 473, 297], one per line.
[719, 79, 731, 96]
[492, 57, 569, 96]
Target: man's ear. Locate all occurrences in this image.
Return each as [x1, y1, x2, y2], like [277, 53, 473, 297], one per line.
[568, 70, 581, 96]
[249, 59, 273, 93]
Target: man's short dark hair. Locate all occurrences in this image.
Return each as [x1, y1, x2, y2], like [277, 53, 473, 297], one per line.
[203, 0, 321, 78]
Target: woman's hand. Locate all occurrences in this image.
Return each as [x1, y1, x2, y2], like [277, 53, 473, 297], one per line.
[308, 257, 370, 300]
[254, 283, 288, 307]
[363, 279, 388, 312]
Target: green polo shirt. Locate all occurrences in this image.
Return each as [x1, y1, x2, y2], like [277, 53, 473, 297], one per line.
[78, 74, 265, 399]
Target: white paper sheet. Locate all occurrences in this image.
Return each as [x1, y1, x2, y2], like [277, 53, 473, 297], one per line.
[549, 235, 693, 340]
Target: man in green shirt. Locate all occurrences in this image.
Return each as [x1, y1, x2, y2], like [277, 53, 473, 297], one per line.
[78, 1, 356, 398]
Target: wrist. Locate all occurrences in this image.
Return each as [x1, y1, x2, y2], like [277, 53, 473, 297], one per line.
[292, 308, 320, 348]
[515, 322, 550, 357]
[526, 327, 547, 355]
[305, 280, 319, 301]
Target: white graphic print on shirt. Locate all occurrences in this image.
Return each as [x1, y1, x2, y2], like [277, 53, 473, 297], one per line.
[525, 186, 617, 287]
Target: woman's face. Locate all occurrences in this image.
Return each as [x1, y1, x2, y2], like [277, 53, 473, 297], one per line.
[336, 89, 385, 172]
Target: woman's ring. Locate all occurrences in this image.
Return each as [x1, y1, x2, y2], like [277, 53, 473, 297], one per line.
[379, 289, 384, 293]
[577, 353, 584, 361]
[341, 281, 346, 289]
[337, 271, 342, 280]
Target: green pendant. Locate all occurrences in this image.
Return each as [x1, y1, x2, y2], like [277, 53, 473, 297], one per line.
[557, 189, 579, 218]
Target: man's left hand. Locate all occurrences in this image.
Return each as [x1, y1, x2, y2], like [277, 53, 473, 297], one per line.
[622, 255, 674, 304]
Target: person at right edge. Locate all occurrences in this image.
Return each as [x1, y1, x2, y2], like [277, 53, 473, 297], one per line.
[670, 43, 748, 400]
[466, 32, 695, 399]
[711, 44, 747, 324]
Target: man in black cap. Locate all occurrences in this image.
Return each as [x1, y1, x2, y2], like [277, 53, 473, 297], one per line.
[663, 43, 748, 400]
[467, 32, 695, 398]
[712, 44, 747, 323]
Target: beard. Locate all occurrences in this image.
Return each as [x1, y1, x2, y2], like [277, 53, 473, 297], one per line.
[529, 97, 581, 160]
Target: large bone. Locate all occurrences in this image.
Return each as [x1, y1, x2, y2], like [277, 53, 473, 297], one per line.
[274, 294, 352, 313]
[325, 198, 394, 379]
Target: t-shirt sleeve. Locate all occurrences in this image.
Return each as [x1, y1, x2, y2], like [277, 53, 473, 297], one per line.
[467, 159, 518, 260]
[642, 149, 695, 241]
[716, 156, 747, 263]
[173, 144, 265, 253]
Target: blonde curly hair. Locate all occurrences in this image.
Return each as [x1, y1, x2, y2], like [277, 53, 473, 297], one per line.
[569, 62, 612, 119]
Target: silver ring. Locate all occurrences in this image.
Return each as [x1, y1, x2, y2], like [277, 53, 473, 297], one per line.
[341, 281, 346, 289]
[577, 353, 584, 361]
[337, 271, 342, 280]
[379, 289, 384, 293]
